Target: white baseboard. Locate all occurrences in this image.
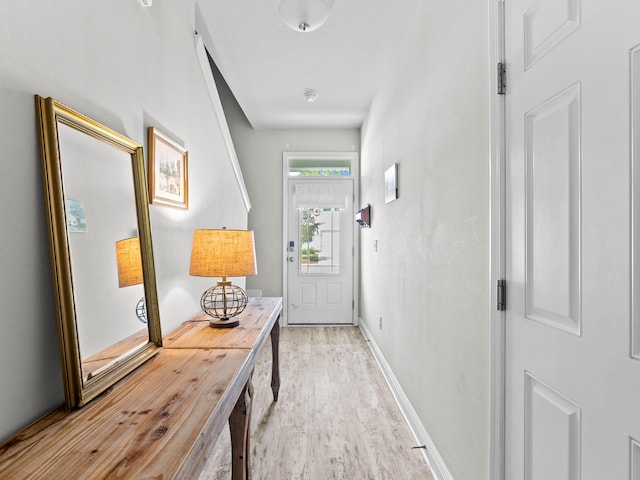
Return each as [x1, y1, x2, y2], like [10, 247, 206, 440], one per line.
[359, 319, 454, 480]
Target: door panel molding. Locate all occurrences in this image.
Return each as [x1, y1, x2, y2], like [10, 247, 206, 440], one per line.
[631, 437, 640, 479]
[630, 44, 640, 360]
[524, 372, 581, 480]
[523, 0, 580, 70]
[300, 283, 317, 305]
[524, 82, 582, 335]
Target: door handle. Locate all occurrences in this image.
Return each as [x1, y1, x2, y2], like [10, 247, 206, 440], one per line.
[288, 256, 295, 262]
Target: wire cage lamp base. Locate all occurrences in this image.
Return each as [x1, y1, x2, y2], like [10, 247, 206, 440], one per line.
[135, 297, 147, 324]
[200, 282, 248, 328]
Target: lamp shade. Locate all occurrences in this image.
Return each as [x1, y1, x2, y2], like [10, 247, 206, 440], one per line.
[116, 237, 143, 288]
[278, 0, 335, 32]
[189, 229, 257, 278]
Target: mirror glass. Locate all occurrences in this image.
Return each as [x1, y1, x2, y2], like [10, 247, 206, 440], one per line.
[36, 96, 162, 408]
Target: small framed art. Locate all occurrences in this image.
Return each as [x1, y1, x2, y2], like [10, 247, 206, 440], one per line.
[148, 127, 188, 209]
[384, 163, 398, 203]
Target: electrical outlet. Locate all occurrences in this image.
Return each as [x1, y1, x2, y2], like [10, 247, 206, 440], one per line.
[379, 315, 383, 330]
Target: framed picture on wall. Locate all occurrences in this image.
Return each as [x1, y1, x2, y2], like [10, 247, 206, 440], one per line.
[148, 127, 189, 209]
[384, 163, 398, 203]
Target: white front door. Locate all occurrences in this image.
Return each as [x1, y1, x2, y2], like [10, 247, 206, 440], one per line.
[286, 177, 354, 325]
[505, 0, 640, 477]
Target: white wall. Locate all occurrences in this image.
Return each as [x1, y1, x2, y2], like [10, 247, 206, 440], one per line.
[209, 64, 360, 297]
[0, 0, 248, 440]
[359, 1, 491, 479]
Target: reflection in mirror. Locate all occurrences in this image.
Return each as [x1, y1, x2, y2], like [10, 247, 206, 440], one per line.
[115, 237, 147, 324]
[36, 96, 162, 408]
[81, 237, 148, 381]
[59, 125, 147, 379]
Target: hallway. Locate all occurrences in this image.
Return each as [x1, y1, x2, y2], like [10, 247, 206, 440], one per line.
[201, 327, 434, 479]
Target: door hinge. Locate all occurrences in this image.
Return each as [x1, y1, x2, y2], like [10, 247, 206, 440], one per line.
[497, 62, 506, 95]
[497, 279, 506, 311]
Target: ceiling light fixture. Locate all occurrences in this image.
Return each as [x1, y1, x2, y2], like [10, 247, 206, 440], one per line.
[305, 90, 318, 102]
[278, 0, 336, 33]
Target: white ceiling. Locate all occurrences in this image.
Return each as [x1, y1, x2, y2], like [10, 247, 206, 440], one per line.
[195, 0, 416, 130]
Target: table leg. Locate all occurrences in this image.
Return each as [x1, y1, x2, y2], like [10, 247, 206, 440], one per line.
[229, 371, 254, 480]
[246, 372, 254, 479]
[270, 315, 281, 402]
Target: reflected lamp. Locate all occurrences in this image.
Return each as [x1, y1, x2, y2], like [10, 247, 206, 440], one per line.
[115, 237, 147, 324]
[189, 228, 257, 328]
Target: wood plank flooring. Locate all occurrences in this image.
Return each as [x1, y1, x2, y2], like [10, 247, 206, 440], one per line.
[199, 327, 434, 480]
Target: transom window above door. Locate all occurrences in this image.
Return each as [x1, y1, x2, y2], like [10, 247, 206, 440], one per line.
[287, 158, 352, 177]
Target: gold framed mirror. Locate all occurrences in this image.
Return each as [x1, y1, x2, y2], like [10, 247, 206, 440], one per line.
[35, 96, 162, 408]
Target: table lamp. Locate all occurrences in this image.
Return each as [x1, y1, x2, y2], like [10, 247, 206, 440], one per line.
[115, 237, 147, 324]
[189, 228, 257, 328]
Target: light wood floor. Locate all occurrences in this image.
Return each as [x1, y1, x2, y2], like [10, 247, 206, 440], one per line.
[199, 326, 434, 480]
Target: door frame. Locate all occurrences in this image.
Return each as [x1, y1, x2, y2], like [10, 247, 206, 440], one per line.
[489, 1, 506, 480]
[282, 151, 360, 326]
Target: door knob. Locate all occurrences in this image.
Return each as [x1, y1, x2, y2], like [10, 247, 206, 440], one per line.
[288, 256, 295, 262]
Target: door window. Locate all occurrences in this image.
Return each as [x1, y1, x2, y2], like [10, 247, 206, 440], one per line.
[298, 207, 341, 275]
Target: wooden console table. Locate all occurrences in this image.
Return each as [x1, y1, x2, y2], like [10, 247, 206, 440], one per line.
[0, 297, 282, 480]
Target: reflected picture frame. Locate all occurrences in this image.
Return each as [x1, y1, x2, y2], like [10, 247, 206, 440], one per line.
[148, 127, 189, 209]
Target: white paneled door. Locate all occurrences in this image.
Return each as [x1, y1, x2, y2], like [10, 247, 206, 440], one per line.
[286, 177, 354, 325]
[505, 0, 640, 478]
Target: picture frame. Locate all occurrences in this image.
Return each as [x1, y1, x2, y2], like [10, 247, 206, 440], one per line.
[148, 127, 188, 209]
[384, 163, 398, 203]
